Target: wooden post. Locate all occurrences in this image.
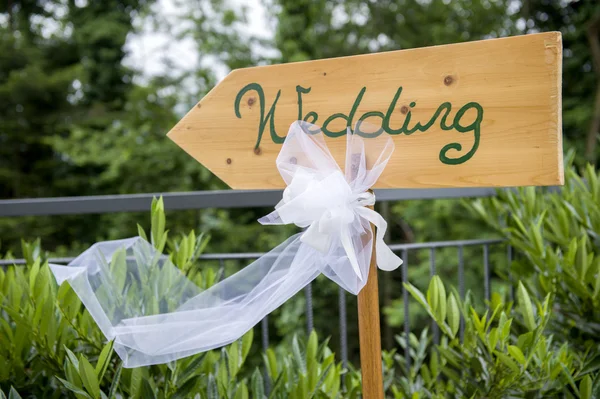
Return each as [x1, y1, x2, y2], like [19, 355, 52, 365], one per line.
[357, 207, 384, 398]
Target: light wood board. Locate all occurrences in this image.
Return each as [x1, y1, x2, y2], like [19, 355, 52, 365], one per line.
[168, 32, 563, 190]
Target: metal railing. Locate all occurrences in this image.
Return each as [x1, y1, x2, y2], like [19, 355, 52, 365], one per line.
[0, 187, 515, 377]
[0, 187, 502, 216]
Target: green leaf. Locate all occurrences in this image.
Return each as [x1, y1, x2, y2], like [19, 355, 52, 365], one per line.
[64, 346, 80, 370]
[28, 259, 40, 291]
[447, 294, 460, 338]
[316, 336, 331, 359]
[151, 197, 167, 251]
[435, 276, 447, 321]
[470, 308, 486, 335]
[530, 220, 545, 256]
[57, 377, 92, 398]
[298, 373, 308, 399]
[108, 362, 123, 399]
[252, 369, 265, 399]
[561, 365, 579, 394]
[517, 332, 534, 351]
[217, 356, 229, 395]
[129, 367, 143, 399]
[172, 378, 198, 399]
[268, 373, 285, 398]
[507, 345, 525, 365]
[140, 379, 156, 399]
[242, 328, 253, 361]
[95, 340, 114, 382]
[495, 352, 519, 373]
[111, 249, 127, 293]
[193, 232, 210, 261]
[8, 388, 23, 399]
[292, 335, 306, 374]
[64, 357, 83, 390]
[437, 347, 461, 368]
[306, 330, 318, 374]
[178, 353, 207, 384]
[404, 283, 431, 314]
[579, 375, 592, 399]
[427, 277, 439, 314]
[441, 367, 462, 384]
[234, 383, 249, 399]
[264, 348, 278, 380]
[207, 374, 218, 399]
[517, 282, 536, 331]
[79, 356, 101, 399]
[499, 314, 512, 347]
[228, 340, 240, 378]
[488, 327, 499, 352]
[594, 261, 600, 299]
[580, 356, 600, 375]
[577, 235, 589, 279]
[311, 363, 333, 397]
[137, 224, 148, 241]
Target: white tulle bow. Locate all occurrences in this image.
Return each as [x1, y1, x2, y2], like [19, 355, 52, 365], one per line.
[259, 121, 402, 280]
[49, 121, 402, 368]
[259, 167, 402, 280]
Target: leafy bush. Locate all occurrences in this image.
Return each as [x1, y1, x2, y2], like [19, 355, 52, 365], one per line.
[4, 158, 600, 398]
[0, 198, 346, 398]
[393, 277, 597, 398]
[471, 160, 600, 349]
[384, 159, 600, 398]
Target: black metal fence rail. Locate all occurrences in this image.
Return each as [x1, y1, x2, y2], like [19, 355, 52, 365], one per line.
[0, 187, 502, 216]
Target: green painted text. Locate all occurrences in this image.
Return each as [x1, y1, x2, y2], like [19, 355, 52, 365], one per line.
[234, 83, 484, 165]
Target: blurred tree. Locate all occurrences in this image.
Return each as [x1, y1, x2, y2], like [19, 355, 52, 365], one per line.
[0, 1, 78, 199]
[0, 1, 203, 250]
[270, 0, 514, 64]
[0, 1, 86, 250]
[521, 0, 600, 163]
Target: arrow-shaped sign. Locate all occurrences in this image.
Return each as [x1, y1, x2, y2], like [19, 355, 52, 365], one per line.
[168, 32, 563, 190]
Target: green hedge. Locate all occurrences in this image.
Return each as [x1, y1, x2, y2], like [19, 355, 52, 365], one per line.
[2, 157, 600, 398]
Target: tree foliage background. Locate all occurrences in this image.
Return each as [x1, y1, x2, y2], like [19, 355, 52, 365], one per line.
[1, 0, 599, 368]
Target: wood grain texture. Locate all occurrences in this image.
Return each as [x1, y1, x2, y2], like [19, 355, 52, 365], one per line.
[168, 32, 563, 190]
[357, 212, 384, 399]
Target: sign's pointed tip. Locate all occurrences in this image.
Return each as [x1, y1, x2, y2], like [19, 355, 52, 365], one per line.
[166, 126, 180, 142]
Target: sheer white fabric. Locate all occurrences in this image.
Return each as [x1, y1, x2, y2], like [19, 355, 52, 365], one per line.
[49, 121, 402, 367]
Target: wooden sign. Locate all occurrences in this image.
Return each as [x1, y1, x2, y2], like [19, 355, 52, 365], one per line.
[168, 32, 563, 190]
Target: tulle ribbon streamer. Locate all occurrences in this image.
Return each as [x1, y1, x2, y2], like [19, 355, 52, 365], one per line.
[50, 121, 403, 367]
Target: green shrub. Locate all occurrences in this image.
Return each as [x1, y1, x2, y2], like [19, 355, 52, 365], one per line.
[0, 198, 347, 398]
[393, 276, 596, 398]
[4, 157, 600, 398]
[386, 158, 600, 398]
[470, 159, 600, 349]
